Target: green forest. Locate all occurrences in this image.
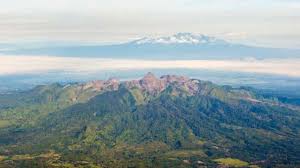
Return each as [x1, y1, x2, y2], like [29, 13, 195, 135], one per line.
[0, 74, 299, 168]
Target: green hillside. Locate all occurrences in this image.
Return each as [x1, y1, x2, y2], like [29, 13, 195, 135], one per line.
[0, 73, 299, 167]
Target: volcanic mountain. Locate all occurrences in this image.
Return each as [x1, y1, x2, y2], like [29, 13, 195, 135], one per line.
[2, 33, 300, 59]
[0, 73, 299, 167]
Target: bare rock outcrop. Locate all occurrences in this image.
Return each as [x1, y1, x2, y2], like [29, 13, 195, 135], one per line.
[125, 72, 200, 95]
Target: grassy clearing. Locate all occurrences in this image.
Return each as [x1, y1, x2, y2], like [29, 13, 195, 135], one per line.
[11, 154, 35, 160]
[0, 120, 12, 128]
[0, 156, 7, 161]
[249, 165, 260, 168]
[164, 150, 206, 158]
[214, 158, 249, 167]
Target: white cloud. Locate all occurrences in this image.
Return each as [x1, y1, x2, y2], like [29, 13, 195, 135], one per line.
[0, 55, 300, 77]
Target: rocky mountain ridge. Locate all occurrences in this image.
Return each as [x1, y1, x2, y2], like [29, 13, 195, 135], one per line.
[124, 72, 199, 95]
[76, 72, 200, 96]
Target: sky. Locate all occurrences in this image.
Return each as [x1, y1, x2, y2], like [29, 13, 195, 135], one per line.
[0, 0, 300, 48]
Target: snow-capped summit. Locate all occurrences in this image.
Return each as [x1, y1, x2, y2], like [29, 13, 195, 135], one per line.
[132, 33, 228, 45]
[5, 32, 300, 60]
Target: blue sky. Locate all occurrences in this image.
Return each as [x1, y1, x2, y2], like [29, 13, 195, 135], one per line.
[0, 0, 299, 48]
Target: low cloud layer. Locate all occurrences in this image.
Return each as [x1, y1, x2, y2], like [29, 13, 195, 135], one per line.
[1, 55, 300, 77]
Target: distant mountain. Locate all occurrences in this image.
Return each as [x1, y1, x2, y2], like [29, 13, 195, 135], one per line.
[130, 33, 228, 45]
[2, 33, 300, 59]
[0, 73, 300, 167]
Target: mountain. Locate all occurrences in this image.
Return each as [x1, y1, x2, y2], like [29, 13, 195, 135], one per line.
[2, 33, 300, 60]
[130, 33, 228, 45]
[0, 73, 300, 167]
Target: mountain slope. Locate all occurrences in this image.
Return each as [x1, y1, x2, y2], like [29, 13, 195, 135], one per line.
[0, 73, 300, 167]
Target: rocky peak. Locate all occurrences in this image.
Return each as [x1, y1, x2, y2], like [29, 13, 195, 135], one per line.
[105, 78, 120, 90]
[160, 75, 189, 84]
[78, 73, 200, 97]
[106, 77, 119, 83]
[142, 72, 157, 81]
[139, 72, 165, 94]
[81, 78, 120, 91]
[124, 73, 199, 95]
